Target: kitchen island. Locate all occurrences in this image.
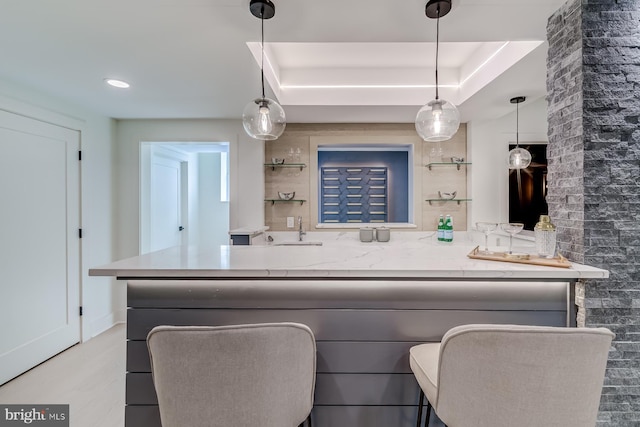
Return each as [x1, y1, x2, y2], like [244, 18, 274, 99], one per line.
[90, 233, 608, 427]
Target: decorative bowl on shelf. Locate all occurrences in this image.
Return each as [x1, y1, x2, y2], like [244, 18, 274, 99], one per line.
[451, 156, 464, 163]
[278, 191, 295, 200]
[438, 190, 457, 200]
[271, 158, 285, 165]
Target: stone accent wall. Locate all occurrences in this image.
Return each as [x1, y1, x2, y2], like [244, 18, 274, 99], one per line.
[547, 0, 585, 263]
[547, 0, 640, 425]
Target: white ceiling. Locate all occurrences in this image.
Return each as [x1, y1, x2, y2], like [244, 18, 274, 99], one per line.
[255, 40, 543, 107]
[0, 0, 566, 123]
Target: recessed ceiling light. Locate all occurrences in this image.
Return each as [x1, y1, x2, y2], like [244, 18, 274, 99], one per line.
[105, 78, 130, 89]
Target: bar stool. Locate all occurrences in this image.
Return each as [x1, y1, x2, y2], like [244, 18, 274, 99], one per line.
[147, 322, 316, 427]
[410, 324, 613, 427]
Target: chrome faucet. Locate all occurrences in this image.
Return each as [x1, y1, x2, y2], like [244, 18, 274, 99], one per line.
[298, 216, 306, 241]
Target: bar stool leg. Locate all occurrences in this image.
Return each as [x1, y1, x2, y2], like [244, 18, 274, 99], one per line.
[416, 389, 424, 427]
[425, 399, 432, 427]
[299, 413, 312, 427]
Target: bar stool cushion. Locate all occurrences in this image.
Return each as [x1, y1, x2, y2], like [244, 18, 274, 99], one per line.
[409, 342, 440, 407]
[147, 322, 316, 427]
[410, 324, 614, 427]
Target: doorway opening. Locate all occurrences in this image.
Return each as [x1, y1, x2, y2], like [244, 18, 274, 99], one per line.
[140, 142, 230, 254]
[508, 143, 548, 231]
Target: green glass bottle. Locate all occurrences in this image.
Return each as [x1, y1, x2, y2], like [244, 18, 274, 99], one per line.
[444, 215, 453, 242]
[437, 215, 445, 241]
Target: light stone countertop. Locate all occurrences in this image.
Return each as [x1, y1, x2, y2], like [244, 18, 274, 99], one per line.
[90, 231, 609, 280]
[228, 226, 269, 235]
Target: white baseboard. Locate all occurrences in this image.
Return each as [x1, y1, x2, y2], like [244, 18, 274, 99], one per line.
[83, 309, 127, 342]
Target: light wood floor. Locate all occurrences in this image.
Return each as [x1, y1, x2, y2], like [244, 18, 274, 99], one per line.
[0, 324, 126, 427]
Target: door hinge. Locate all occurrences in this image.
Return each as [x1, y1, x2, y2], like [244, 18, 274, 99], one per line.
[79, 229, 83, 238]
[78, 150, 82, 161]
[79, 306, 83, 316]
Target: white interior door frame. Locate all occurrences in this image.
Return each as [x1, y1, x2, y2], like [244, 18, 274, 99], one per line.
[140, 144, 190, 254]
[140, 141, 234, 253]
[0, 100, 89, 343]
[0, 109, 81, 384]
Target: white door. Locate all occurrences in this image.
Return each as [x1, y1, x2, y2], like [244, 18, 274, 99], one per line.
[0, 110, 80, 385]
[149, 153, 184, 252]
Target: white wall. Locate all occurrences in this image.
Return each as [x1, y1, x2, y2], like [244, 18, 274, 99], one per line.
[198, 153, 230, 246]
[0, 78, 120, 340]
[187, 151, 200, 245]
[467, 97, 548, 229]
[114, 119, 264, 259]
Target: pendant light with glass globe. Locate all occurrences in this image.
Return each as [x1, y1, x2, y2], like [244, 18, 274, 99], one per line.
[415, 0, 460, 142]
[242, 0, 286, 140]
[507, 96, 532, 169]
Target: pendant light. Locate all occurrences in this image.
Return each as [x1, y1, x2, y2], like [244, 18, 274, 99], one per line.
[242, 0, 286, 140]
[415, 0, 460, 142]
[507, 96, 532, 169]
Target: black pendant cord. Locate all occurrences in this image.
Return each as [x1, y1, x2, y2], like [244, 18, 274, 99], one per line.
[260, 6, 266, 100]
[434, 6, 440, 101]
[515, 100, 519, 148]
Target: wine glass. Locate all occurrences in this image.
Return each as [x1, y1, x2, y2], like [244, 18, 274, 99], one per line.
[476, 222, 498, 254]
[500, 222, 525, 254]
[429, 142, 443, 162]
[294, 147, 302, 176]
[286, 147, 295, 176]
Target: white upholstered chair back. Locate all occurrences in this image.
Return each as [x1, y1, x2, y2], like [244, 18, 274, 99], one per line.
[412, 324, 613, 427]
[147, 323, 316, 427]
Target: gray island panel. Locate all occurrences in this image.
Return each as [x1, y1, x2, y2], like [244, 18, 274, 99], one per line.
[125, 278, 568, 427]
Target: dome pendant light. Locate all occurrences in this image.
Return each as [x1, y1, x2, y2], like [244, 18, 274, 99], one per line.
[415, 0, 460, 142]
[507, 96, 532, 169]
[242, 0, 286, 140]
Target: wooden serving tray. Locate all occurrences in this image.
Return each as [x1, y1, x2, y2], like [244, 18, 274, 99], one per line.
[467, 246, 572, 268]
